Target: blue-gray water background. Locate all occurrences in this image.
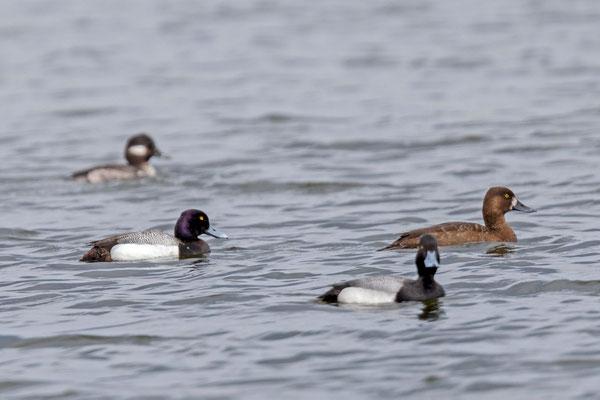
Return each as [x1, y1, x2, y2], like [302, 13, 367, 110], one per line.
[1, 1, 600, 399]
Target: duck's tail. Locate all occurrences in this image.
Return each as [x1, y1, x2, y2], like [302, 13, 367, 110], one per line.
[317, 288, 342, 303]
[80, 246, 112, 262]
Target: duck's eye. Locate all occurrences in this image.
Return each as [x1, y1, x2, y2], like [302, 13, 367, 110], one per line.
[505, 194, 510, 199]
[199, 216, 204, 221]
[420, 245, 424, 249]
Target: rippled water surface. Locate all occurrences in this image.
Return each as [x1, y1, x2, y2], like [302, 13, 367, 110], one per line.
[2, 1, 600, 399]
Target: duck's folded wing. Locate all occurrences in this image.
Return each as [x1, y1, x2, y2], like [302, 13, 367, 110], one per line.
[89, 230, 179, 247]
[87, 232, 134, 248]
[114, 230, 180, 246]
[380, 221, 488, 249]
[72, 163, 122, 176]
[72, 164, 137, 182]
[397, 222, 486, 238]
[346, 275, 407, 293]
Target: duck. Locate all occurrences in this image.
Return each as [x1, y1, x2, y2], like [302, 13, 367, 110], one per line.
[319, 234, 444, 304]
[71, 133, 167, 183]
[379, 186, 536, 249]
[80, 209, 228, 262]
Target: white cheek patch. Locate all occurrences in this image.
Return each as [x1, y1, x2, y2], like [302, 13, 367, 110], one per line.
[511, 197, 518, 209]
[127, 144, 149, 157]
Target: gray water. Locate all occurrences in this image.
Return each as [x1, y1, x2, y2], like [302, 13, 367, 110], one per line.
[1, 1, 600, 399]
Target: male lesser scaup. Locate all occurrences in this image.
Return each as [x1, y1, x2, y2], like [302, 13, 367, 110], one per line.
[72, 133, 166, 183]
[380, 186, 536, 249]
[80, 209, 228, 262]
[319, 234, 444, 304]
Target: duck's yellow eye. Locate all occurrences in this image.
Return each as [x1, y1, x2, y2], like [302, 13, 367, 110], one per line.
[420, 245, 424, 249]
[199, 216, 204, 221]
[505, 194, 510, 199]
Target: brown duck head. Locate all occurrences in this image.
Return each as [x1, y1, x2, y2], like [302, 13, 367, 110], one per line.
[482, 186, 536, 229]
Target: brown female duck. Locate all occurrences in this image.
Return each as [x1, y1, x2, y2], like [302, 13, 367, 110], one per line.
[379, 187, 536, 249]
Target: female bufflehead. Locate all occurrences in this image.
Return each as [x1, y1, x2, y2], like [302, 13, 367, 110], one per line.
[72, 133, 167, 183]
[80, 209, 228, 262]
[380, 186, 536, 249]
[319, 234, 444, 304]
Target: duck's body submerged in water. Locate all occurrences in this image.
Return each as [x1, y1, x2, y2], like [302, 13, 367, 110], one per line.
[72, 133, 167, 183]
[80, 209, 228, 262]
[319, 234, 444, 304]
[380, 186, 536, 249]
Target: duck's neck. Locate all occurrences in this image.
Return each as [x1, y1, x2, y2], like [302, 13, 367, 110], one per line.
[483, 210, 508, 230]
[483, 211, 517, 240]
[138, 162, 156, 175]
[419, 275, 436, 290]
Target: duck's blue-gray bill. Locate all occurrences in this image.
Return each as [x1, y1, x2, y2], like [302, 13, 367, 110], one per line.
[513, 199, 536, 213]
[206, 226, 228, 239]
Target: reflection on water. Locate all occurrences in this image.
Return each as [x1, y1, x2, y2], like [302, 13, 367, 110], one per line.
[485, 244, 516, 258]
[181, 253, 210, 261]
[418, 298, 444, 321]
[190, 257, 210, 266]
